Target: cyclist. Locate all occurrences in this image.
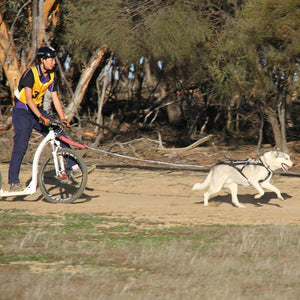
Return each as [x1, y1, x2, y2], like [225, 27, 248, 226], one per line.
[8, 46, 94, 191]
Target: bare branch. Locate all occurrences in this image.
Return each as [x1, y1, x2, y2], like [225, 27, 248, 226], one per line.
[9, 0, 32, 42]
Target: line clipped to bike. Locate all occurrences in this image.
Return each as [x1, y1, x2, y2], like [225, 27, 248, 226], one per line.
[86, 146, 213, 170]
[61, 135, 300, 177]
[58, 132, 213, 170]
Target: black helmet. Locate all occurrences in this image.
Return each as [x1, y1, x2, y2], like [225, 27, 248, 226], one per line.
[36, 46, 56, 60]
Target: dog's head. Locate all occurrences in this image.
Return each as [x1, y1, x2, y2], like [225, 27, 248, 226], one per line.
[262, 150, 293, 172]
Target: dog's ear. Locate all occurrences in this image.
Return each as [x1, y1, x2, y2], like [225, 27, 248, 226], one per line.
[268, 150, 276, 157]
[271, 148, 280, 158]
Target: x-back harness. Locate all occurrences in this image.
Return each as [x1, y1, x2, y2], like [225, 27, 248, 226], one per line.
[215, 158, 273, 183]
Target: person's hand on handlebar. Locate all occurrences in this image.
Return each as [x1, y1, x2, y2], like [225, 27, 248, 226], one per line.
[61, 118, 70, 128]
[39, 115, 51, 126]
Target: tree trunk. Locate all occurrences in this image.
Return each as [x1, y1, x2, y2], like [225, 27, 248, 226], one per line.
[39, 0, 58, 46]
[43, 90, 53, 114]
[144, 57, 154, 87]
[277, 96, 288, 152]
[65, 47, 108, 121]
[42, 0, 57, 25]
[265, 106, 288, 152]
[0, 10, 22, 98]
[257, 112, 264, 152]
[95, 56, 112, 133]
[166, 101, 183, 127]
[285, 94, 293, 127]
[30, 0, 39, 65]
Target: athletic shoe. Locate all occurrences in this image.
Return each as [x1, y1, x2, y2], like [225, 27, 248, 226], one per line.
[55, 173, 70, 184]
[10, 183, 24, 192]
[72, 165, 96, 179]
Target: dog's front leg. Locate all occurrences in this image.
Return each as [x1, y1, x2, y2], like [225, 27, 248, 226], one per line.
[261, 181, 284, 200]
[248, 180, 265, 199]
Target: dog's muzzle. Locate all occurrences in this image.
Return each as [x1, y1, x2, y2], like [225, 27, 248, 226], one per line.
[281, 163, 291, 172]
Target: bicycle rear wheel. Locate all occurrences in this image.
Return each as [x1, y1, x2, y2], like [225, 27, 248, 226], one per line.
[38, 148, 87, 203]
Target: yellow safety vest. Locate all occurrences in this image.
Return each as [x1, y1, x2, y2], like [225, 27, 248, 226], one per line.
[18, 66, 54, 105]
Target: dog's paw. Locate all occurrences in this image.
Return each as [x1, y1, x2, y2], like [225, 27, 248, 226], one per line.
[233, 202, 246, 208]
[277, 195, 285, 201]
[254, 193, 263, 199]
[192, 183, 201, 191]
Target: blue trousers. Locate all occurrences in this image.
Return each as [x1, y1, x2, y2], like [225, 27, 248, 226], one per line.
[8, 107, 71, 184]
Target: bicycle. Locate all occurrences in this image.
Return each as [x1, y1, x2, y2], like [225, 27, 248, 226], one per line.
[0, 122, 89, 203]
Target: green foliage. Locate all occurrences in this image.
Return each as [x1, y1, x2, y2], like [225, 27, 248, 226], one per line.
[144, 4, 211, 64]
[62, 0, 137, 60]
[209, 0, 300, 105]
[61, 0, 212, 66]
[241, 0, 300, 62]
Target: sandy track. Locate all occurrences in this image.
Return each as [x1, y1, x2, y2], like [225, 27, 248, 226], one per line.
[1, 161, 299, 226]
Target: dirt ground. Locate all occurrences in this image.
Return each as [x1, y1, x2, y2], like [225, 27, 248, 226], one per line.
[1, 134, 300, 226]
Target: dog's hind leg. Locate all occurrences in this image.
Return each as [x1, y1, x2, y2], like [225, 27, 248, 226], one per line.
[203, 192, 210, 206]
[203, 181, 225, 206]
[224, 182, 245, 208]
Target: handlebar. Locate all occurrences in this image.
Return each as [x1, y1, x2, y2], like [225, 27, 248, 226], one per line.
[48, 121, 66, 135]
[49, 121, 88, 150]
[49, 121, 65, 129]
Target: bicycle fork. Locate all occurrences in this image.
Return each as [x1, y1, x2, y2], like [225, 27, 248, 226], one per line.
[50, 141, 71, 183]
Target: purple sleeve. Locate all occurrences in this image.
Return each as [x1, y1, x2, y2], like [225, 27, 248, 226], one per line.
[47, 80, 58, 92]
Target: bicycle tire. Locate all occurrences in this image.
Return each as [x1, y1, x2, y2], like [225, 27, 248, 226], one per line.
[38, 148, 88, 203]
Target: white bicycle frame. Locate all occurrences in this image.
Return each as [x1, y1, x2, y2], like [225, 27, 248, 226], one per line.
[0, 129, 62, 197]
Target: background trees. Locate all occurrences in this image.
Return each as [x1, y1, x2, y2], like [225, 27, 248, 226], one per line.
[215, 0, 300, 151]
[0, 0, 60, 95]
[0, 0, 299, 150]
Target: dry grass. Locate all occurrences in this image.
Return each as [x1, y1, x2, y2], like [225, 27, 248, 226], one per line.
[0, 210, 299, 299]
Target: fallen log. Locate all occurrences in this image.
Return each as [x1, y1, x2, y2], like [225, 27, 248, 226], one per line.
[158, 134, 214, 152]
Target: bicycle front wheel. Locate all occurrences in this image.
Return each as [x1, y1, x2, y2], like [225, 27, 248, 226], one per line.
[38, 148, 88, 203]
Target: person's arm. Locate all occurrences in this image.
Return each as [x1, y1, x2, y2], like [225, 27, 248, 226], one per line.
[25, 87, 43, 118]
[51, 91, 66, 121]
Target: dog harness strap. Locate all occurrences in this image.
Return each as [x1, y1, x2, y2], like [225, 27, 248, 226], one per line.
[216, 158, 272, 183]
[229, 162, 249, 181]
[258, 158, 273, 182]
[216, 160, 250, 181]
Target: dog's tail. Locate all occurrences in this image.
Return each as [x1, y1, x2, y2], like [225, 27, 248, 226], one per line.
[192, 171, 212, 191]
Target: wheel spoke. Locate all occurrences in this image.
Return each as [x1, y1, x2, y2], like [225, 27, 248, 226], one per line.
[38, 149, 87, 203]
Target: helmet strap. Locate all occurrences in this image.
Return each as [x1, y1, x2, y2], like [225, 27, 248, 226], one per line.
[40, 60, 48, 75]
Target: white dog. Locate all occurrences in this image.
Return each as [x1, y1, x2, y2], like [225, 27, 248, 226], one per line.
[192, 150, 293, 208]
